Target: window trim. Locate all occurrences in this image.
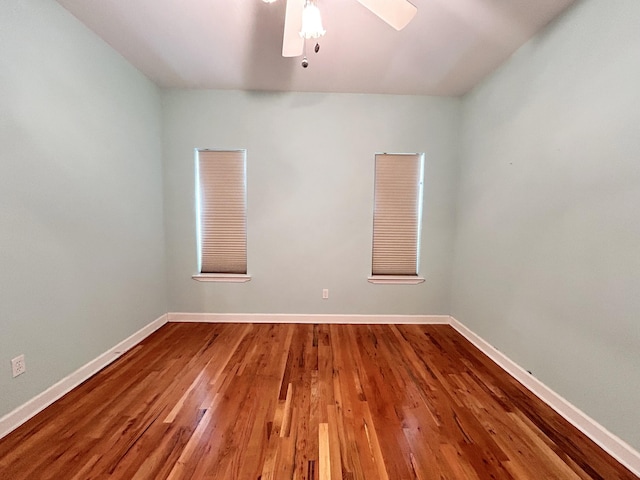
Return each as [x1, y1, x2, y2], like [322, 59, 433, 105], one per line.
[192, 273, 251, 283]
[370, 152, 425, 283]
[368, 275, 425, 285]
[194, 149, 250, 282]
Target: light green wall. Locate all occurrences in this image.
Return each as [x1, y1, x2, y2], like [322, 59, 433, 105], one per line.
[162, 90, 460, 314]
[452, 0, 640, 449]
[0, 1, 166, 417]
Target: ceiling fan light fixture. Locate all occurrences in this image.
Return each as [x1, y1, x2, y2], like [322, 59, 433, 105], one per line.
[300, 1, 326, 39]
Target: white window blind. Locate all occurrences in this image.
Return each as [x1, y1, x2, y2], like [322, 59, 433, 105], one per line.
[371, 153, 424, 277]
[196, 150, 247, 275]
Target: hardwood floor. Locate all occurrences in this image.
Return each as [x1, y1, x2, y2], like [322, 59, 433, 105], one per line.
[0, 323, 636, 479]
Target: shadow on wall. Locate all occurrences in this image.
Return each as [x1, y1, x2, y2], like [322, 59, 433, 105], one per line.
[244, 1, 297, 92]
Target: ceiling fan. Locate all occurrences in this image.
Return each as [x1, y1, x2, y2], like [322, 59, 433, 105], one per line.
[278, 0, 418, 58]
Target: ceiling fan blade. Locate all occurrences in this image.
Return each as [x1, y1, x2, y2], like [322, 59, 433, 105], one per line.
[282, 0, 304, 57]
[356, 0, 417, 31]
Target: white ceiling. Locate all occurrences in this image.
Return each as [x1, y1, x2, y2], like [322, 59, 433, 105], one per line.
[56, 0, 575, 96]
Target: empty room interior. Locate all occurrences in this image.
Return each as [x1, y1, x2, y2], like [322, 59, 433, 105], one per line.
[1, 0, 639, 478]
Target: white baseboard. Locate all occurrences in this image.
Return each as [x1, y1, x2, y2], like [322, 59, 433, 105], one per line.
[167, 312, 451, 324]
[449, 316, 640, 477]
[0, 313, 168, 440]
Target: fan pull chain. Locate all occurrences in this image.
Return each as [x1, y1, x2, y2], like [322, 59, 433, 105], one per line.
[302, 39, 309, 68]
[301, 40, 320, 69]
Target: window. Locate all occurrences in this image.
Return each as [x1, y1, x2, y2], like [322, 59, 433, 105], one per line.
[193, 149, 250, 282]
[369, 153, 425, 284]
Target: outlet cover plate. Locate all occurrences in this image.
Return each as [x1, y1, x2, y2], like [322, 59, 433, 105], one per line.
[11, 354, 26, 378]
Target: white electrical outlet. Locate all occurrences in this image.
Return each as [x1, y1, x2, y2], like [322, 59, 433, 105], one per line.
[322, 288, 329, 299]
[11, 354, 26, 378]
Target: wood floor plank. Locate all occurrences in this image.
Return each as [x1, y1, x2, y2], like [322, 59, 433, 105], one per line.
[325, 405, 343, 480]
[0, 323, 637, 480]
[318, 423, 330, 480]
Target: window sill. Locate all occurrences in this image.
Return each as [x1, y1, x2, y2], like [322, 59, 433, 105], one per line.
[192, 274, 252, 283]
[368, 275, 425, 285]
